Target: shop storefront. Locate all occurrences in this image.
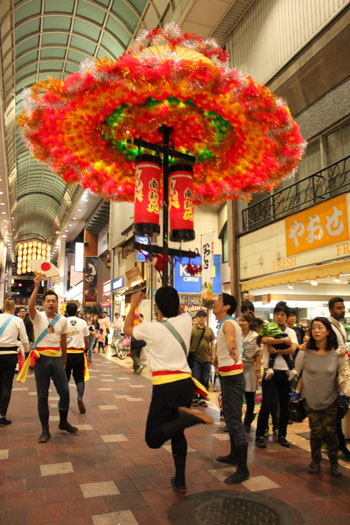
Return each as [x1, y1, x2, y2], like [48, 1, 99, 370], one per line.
[174, 254, 222, 329]
[101, 280, 111, 320]
[239, 194, 350, 325]
[111, 275, 126, 317]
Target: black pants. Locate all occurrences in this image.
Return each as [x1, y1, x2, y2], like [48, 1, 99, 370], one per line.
[0, 354, 17, 417]
[34, 355, 70, 423]
[66, 353, 85, 399]
[145, 378, 193, 454]
[66, 353, 85, 384]
[256, 370, 290, 439]
[221, 373, 247, 447]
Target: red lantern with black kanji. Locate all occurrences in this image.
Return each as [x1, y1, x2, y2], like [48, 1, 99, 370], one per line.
[134, 154, 161, 235]
[169, 164, 195, 242]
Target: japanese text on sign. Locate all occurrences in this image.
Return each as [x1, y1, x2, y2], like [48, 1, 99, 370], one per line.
[285, 195, 349, 256]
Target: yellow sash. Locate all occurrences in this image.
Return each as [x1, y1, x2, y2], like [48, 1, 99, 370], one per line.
[17, 348, 60, 383]
[66, 348, 89, 381]
[152, 371, 208, 397]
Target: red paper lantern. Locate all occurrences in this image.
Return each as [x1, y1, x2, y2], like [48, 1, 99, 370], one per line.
[134, 154, 161, 235]
[169, 164, 195, 242]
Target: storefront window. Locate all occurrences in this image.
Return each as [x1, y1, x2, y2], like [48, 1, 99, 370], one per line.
[325, 121, 350, 165]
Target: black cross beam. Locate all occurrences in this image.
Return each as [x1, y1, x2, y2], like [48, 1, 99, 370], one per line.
[129, 126, 196, 285]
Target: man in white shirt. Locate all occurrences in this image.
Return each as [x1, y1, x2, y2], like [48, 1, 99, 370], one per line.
[213, 293, 249, 484]
[328, 296, 350, 461]
[124, 286, 212, 494]
[28, 274, 78, 443]
[0, 299, 29, 426]
[65, 302, 89, 414]
[98, 313, 110, 346]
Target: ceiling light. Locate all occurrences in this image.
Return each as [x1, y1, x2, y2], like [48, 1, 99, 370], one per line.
[78, 209, 82, 212]
[68, 224, 72, 226]
[73, 217, 77, 220]
[287, 283, 294, 290]
[1, 212, 6, 215]
[310, 280, 318, 286]
[333, 276, 341, 283]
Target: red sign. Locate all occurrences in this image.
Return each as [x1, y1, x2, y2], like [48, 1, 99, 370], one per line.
[134, 154, 161, 235]
[169, 164, 195, 242]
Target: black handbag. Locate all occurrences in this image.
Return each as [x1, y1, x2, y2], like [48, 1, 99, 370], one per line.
[288, 397, 306, 422]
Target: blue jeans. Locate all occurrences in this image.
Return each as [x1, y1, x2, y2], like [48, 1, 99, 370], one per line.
[87, 335, 95, 362]
[221, 372, 247, 447]
[192, 360, 212, 398]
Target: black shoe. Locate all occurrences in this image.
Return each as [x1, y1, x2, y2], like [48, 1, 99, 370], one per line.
[0, 417, 12, 427]
[340, 446, 350, 461]
[225, 467, 249, 485]
[330, 463, 342, 477]
[38, 429, 51, 443]
[278, 437, 290, 448]
[170, 477, 186, 493]
[216, 454, 237, 465]
[59, 422, 79, 433]
[78, 399, 86, 414]
[308, 460, 320, 474]
[255, 436, 266, 448]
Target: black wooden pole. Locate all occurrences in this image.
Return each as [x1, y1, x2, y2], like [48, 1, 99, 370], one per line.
[159, 125, 172, 286]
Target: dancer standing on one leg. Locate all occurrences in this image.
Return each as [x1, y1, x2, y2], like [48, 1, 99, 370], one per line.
[18, 273, 78, 442]
[124, 286, 213, 494]
[65, 302, 89, 414]
[213, 293, 250, 484]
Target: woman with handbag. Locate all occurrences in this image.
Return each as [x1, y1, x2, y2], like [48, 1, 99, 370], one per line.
[295, 317, 346, 477]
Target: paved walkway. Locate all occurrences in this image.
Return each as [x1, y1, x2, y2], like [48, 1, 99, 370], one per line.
[1, 350, 350, 524]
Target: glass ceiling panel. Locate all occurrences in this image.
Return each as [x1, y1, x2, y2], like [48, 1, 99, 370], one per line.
[39, 60, 64, 71]
[16, 50, 39, 70]
[14, 0, 41, 24]
[41, 33, 69, 46]
[106, 16, 131, 47]
[16, 35, 39, 57]
[73, 19, 101, 41]
[16, 63, 37, 82]
[70, 35, 96, 55]
[44, 0, 75, 13]
[76, 1, 106, 25]
[100, 33, 123, 58]
[65, 63, 79, 74]
[67, 49, 89, 63]
[43, 16, 72, 31]
[112, 0, 139, 31]
[130, 0, 147, 12]
[40, 48, 66, 59]
[15, 19, 40, 41]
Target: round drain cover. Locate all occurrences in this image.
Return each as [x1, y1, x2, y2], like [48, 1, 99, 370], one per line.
[168, 490, 304, 525]
[195, 496, 279, 524]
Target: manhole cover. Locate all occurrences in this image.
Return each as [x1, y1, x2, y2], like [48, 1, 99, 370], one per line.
[195, 497, 279, 524]
[168, 491, 304, 525]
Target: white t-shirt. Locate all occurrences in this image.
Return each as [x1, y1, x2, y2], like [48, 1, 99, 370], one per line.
[133, 313, 192, 373]
[112, 317, 123, 331]
[216, 318, 243, 368]
[329, 316, 347, 349]
[262, 325, 298, 370]
[31, 311, 68, 349]
[66, 316, 89, 348]
[0, 313, 29, 354]
[98, 317, 110, 336]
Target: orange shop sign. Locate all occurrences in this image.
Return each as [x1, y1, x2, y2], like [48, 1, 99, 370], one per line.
[285, 195, 349, 256]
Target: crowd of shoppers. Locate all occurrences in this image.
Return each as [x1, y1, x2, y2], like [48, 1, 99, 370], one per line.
[1, 277, 349, 490]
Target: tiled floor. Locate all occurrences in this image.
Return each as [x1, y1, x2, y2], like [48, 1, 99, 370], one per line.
[0, 349, 349, 524]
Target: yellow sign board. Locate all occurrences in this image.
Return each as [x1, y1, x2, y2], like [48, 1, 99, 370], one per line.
[285, 195, 349, 256]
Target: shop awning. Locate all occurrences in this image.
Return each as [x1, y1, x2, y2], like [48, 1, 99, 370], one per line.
[240, 259, 350, 292]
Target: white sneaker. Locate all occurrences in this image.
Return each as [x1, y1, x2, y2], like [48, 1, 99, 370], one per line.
[288, 369, 298, 382]
[264, 368, 274, 381]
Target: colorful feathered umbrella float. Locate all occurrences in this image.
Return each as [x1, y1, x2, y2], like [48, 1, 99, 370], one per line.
[18, 24, 305, 205]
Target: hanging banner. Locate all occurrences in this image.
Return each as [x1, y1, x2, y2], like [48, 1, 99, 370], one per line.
[84, 256, 98, 304]
[201, 232, 215, 286]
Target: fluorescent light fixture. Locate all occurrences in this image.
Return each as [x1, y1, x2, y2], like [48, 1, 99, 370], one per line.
[310, 280, 318, 286]
[287, 283, 294, 290]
